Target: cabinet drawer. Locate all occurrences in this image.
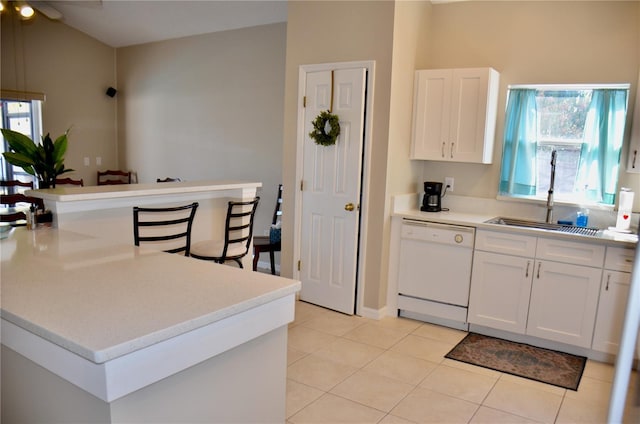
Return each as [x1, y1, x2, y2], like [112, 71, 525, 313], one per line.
[475, 230, 537, 257]
[604, 246, 636, 272]
[536, 237, 605, 267]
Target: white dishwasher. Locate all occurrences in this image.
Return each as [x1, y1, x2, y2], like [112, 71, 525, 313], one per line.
[397, 219, 475, 330]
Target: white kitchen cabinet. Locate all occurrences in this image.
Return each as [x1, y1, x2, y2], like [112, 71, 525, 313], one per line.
[468, 250, 533, 334]
[526, 237, 604, 348]
[592, 246, 637, 356]
[469, 231, 537, 334]
[410, 68, 500, 164]
[471, 230, 605, 349]
[626, 72, 640, 172]
[592, 270, 632, 354]
[527, 260, 602, 348]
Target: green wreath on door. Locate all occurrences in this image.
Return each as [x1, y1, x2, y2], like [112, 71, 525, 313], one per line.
[309, 110, 340, 146]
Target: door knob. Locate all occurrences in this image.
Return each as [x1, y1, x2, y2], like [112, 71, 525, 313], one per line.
[344, 203, 355, 212]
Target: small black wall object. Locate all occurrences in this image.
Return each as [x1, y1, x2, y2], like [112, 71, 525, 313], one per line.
[106, 87, 117, 97]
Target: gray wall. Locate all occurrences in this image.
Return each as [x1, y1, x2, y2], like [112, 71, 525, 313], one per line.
[116, 23, 287, 237]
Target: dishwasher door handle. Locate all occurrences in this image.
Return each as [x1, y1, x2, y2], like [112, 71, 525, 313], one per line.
[402, 219, 475, 234]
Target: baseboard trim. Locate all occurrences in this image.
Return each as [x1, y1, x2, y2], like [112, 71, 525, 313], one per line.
[360, 305, 387, 320]
[256, 259, 280, 274]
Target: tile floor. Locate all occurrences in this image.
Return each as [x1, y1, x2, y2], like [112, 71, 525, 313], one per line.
[286, 300, 640, 423]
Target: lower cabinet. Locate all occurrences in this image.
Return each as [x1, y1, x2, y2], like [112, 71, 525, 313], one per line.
[468, 251, 532, 334]
[526, 260, 602, 348]
[591, 246, 637, 357]
[470, 230, 607, 350]
[592, 270, 631, 354]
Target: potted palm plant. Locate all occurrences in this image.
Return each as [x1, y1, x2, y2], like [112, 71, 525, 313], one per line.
[1, 128, 73, 188]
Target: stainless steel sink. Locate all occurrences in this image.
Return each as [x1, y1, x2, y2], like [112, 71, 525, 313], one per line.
[485, 217, 599, 237]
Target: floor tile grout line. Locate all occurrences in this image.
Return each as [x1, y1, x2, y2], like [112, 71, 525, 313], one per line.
[288, 301, 629, 423]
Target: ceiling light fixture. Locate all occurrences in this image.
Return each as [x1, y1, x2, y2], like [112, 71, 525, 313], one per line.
[15, 1, 34, 19]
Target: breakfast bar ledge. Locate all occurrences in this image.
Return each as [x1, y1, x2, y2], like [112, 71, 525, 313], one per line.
[27, 180, 261, 268]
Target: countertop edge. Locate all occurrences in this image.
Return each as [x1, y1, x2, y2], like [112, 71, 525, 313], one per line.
[1, 281, 301, 363]
[1, 293, 299, 402]
[27, 180, 262, 202]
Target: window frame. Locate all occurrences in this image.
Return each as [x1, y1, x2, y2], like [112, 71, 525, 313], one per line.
[497, 83, 630, 210]
[0, 96, 43, 184]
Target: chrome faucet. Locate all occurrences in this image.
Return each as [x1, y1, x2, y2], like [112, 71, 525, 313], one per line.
[546, 150, 557, 223]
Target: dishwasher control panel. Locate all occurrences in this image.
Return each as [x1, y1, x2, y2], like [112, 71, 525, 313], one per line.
[401, 219, 475, 248]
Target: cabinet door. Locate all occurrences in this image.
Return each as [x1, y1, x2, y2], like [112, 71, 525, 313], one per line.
[449, 68, 499, 164]
[592, 271, 633, 355]
[468, 251, 533, 334]
[626, 72, 640, 173]
[411, 69, 452, 160]
[527, 260, 602, 348]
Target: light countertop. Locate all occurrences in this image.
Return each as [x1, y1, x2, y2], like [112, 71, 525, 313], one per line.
[27, 179, 261, 202]
[1, 227, 300, 364]
[391, 194, 637, 247]
[395, 208, 637, 246]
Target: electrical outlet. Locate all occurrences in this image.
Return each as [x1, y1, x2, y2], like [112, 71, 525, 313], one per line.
[445, 177, 454, 192]
[84, 157, 90, 166]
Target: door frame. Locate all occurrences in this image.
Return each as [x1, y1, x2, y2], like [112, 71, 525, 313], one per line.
[293, 60, 376, 316]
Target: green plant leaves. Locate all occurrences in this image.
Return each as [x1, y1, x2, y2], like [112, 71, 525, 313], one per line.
[1, 128, 73, 187]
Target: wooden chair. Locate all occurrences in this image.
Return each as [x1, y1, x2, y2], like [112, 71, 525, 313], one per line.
[55, 177, 84, 187]
[97, 170, 131, 185]
[157, 177, 181, 183]
[0, 194, 45, 225]
[253, 184, 282, 274]
[0, 179, 34, 194]
[133, 202, 199, 256]
[190, 197, 260, 268]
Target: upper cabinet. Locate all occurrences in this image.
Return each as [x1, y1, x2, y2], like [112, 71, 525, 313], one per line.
[626, 72, 640, 173]
[410, 68, 500, 164]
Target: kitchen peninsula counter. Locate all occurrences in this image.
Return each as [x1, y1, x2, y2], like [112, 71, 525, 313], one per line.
[1, 226, 300, 423]
[27, 180, 261, 267]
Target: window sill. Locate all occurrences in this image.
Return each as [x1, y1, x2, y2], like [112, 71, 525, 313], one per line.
[496, 194, 615, 212]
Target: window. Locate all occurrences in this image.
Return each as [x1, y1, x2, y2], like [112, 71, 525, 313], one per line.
[0, 97, 42, 187]
[499, 85, 629, 206]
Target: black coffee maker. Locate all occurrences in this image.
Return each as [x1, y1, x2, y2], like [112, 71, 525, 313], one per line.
[421, 181, 443, 212]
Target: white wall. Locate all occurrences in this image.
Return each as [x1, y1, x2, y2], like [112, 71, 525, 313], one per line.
[284, 0, 639, 312]
[283, 0, 396, 309]
[421, 1, 640, 211]
[116, 23, 287, 237]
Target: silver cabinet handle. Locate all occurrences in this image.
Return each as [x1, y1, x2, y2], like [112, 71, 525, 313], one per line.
[537, 262, 542, 279]
[525, 261, 530, 278]
[606, 273, 611, 291]
[441, 141, 446, 158]
[633, 150, 638, 169]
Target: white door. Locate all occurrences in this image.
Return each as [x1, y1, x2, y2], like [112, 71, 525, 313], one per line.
[299, 67, 367, 314]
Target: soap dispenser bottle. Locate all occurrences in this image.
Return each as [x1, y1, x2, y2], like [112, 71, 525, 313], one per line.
[576, 208, 589, 227]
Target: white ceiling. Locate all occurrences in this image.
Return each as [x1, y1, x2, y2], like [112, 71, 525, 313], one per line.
[37, 0, 288, 48]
